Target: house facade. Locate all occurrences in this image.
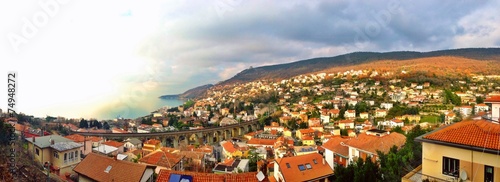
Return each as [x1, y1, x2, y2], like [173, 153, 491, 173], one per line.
[416, 119, 500, 181]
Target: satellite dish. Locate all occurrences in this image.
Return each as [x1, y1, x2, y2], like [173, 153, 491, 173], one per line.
[460, 170, 468, 181]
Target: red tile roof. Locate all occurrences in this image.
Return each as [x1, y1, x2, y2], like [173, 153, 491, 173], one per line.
[346, 132, 406, 154]
[485, 95, 500, 103]
[221, 141, 238, 153]
[102, 140, 124, 147]
[139, 149, 182, 169]
[144, 139, 161, 145]
[64, 134, 87, 142]
[73, 153, 155, 182]
[275, 153, 333, 182]
[247, 138, 276, 146]
[156, 169, 258, 182]
[423, 120, 500, 151]
[321, 137, 349, 157]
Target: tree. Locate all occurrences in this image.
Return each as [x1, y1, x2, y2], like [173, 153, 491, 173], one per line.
[103, 122, 110, 130]
[79, 119, 88, 128]
[299, 122, 308, 129]
[476, 96, 484, 104]
[392, 126, 404, 134]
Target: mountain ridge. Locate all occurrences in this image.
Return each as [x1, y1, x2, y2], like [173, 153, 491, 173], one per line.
[162, 48, 500, 99]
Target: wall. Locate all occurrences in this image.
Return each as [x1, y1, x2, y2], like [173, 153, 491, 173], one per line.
[422, 142, 500, 181]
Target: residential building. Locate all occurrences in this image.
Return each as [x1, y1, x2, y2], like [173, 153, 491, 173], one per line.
[294, 145, 318, 156]
[344, 110, 356, 119]
[273, 153, 333, 182]
[64, 134, 92, 156]
[102, 140, 125, 154]
[25, 135, 83, 175]
[143, 139, 162, 155]
[73, 153, 156, 182]
[485, 95, 500, 121]
[93, 144, 118, 156]
[338, 120, 354, 129]
[124, 138, 142, 151]
[322, 137, 349, 170]
[296, 128, 315, 139]
[213, 158, 250, 174]
[474, 103, 489, 114]
[156, 169, 258, 182]
[139, 148, 183, 173]
[344, 129, 405, 165]
[415, 119, 500, 181]
[301, 136, 315, 146]
[375, 109, 387, 118]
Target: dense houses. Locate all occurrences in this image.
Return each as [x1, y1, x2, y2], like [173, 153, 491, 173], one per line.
[4, 69, 500, 181]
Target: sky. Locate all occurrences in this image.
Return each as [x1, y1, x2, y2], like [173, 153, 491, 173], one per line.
[1, 0, 500, 120]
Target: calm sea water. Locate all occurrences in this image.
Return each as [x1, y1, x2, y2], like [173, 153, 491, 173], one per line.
[98, 97, 186, 120]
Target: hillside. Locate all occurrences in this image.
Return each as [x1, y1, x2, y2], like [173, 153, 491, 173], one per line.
[160, 84, 214, 99]
[221, 48, 500, 85]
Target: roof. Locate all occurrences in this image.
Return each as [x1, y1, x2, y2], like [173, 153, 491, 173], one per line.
[485, 95, 500, 103]
[321, 137, 349, 157]
[156, 169, 258, 182]
[51, 142, 83, 152]
[25, 135, 72, 148]
[421, 120, 500, 151]
[144, 139, 161, 145]
[102, 140, 125, 148]
[73, 153, 155, 182]
[87, 136, 103, 142]
[126, 138, 143, 145]
[64, 134, 87, 142]
[346, 132, 406, 154]
[221, 141, 238, 153]
[93, 145, 118, 155]
[339, 120, 354, 124]
[275, 153, 333, 182]
[139, 149, 182, 169]
[247, 138, 276, 146]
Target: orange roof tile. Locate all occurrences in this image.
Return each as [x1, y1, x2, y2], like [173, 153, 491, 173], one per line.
[221, 141, 238, 153]
[346, 132, 406, 154]
[302, 135, 314, 141]
[144, 139, 161, 145]
[156, 169, 258, 182]
[485, 96, 500, 103]
[73, 153, 155, 182]
[422, 120, 500, 151]
[275, 153, 333, 182]
[247, 138, 276, 146]
[64, 134, 87, 142]
[139, 150, 182, 169]
[102, 140, 124, 148]
[321, 137, 349, 157]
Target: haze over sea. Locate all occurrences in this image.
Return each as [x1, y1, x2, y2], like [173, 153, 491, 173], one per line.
[98, 97, 185, 120]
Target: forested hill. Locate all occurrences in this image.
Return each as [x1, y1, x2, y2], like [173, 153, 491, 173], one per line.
[220, 48, 500, 85]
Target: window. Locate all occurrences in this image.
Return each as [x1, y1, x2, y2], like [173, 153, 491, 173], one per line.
[339, 157, 343, 162]
[485, 165, 494, 182]
[286, 163, 290, 168]
[442, 157, 459, 177]
[313, 159, 317, 164]
[36, 148, 40, 156]
[53, 152, 59, 159]
[305, 163, 312, 169]
[64, 153, 67, 160]
[298, 165, 306, 171]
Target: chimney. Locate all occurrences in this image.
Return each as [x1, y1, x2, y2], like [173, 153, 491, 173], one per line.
[50, 138, 55, 145]
[225, 167, 227, 173]
[322, 158, 325, 165]
[32, 136, 35, 142]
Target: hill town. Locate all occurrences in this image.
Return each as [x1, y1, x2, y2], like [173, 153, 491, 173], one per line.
[2, 54, 500, 182]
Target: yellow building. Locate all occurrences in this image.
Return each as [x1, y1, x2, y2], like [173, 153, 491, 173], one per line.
[415, 120, 500, 181]
[283, 128, 292, 137]
[25, 135, 83, 175]
[301, 136, 315, 146]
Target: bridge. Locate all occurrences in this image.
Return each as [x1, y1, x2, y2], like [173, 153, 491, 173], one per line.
[71, 120, 260, 148]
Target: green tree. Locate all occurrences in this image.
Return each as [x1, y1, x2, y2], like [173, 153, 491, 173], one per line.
[79, 119, 88, 128]
[103, 122, 110, 130]
[476, 96, 484, 104]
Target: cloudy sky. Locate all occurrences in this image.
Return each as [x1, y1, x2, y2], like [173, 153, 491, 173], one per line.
[1, 0, 499, 119]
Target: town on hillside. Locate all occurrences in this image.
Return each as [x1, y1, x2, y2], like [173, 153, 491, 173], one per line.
[1, 69, 500, 182]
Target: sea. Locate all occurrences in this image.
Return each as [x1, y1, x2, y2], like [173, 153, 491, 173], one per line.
[98, 97, 186, 120]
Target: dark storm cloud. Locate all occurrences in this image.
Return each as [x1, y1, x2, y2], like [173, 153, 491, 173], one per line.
[139, 0, 500, 92]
